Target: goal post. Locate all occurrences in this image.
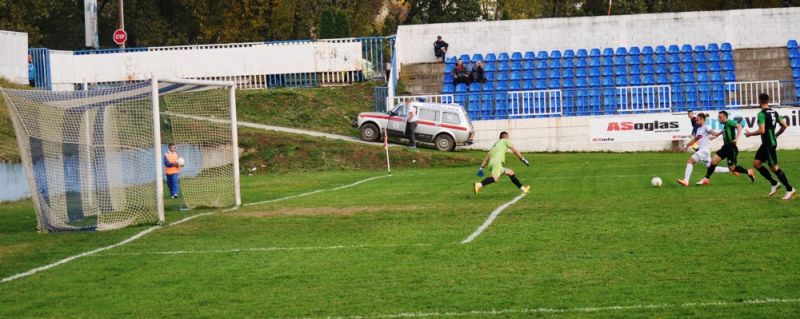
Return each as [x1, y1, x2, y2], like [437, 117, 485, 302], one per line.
[1, 77, 241, 232]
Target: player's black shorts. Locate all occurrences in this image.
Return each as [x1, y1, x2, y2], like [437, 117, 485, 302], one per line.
[716, 144, 738, 166]
[755, 144, 779, 166]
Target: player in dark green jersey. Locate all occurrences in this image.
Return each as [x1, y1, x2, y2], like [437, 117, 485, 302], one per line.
[744, 93, 794, 199]
[696, 111, 754, 185]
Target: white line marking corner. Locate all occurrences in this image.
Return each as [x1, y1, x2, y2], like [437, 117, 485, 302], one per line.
[461, 193, 526, 244]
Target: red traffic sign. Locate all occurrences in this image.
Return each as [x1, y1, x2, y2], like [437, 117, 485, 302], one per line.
[113, 29, 127, 45]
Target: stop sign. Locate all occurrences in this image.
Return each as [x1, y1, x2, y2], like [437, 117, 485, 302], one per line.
[113, 29, 127, 45]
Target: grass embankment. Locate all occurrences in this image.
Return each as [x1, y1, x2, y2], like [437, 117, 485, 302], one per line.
[0, 78, 29, 162]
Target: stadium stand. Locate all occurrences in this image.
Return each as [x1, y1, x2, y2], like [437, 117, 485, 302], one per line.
[441, 43, 736, 120]
[789, 40, 800, 104]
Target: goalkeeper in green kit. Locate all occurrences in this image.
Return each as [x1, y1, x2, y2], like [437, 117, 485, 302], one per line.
[474, 131, 531, 194]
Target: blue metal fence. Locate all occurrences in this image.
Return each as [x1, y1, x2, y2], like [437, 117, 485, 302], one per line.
[28, 48, 51, 90]
[374, 86, 388, 112]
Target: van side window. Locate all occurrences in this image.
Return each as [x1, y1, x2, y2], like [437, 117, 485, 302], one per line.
[419, 108, 437, 122]
[442, 112, 460, 125]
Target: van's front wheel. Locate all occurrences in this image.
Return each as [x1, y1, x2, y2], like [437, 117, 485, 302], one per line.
[434, 134, 455, 152]
[359, 123, 380, 142]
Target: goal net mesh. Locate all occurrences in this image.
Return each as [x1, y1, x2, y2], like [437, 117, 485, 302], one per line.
[1, 80, 237, 232]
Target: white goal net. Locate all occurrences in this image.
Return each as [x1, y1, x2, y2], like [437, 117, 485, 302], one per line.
[1, 78, 240, 232]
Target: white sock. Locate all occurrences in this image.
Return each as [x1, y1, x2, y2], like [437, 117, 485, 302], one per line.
[684, 163, 693, 181]
[715, 166, 730, 173]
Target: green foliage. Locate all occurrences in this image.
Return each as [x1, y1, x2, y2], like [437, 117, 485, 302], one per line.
[405, 0, 484, 24]
[318, 7, 351, 39]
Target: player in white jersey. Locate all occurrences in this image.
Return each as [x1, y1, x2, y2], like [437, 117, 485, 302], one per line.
[677, 113, 731, 187]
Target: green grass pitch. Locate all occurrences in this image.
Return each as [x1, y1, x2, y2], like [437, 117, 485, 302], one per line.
[1, 151, 799, 318]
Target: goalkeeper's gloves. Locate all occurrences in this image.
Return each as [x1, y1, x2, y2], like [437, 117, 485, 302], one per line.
[476, 167, 485, 177]
[520, 158, 530, 166]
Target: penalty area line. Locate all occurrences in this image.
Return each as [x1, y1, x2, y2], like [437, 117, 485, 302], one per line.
[95, 243, 438, 257]
[461, 193, 526, 244]
[0, 175, 388, 284]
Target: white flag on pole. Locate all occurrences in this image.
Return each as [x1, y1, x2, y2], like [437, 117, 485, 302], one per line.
[84, 0, 99, 48]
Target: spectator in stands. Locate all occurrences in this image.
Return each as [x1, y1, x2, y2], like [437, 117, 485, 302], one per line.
[469, 61, 486, 84]
[404, 98, 418, 149]
[433, 36, 448, 63]
[27, 54, 35, 87]
[452, 58, 470, 85]
[384, 61, 391, 82]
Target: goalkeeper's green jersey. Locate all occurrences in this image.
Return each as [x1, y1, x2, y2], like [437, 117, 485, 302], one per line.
[489, 139, 513, 164]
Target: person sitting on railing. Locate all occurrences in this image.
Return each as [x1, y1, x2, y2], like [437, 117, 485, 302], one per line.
[469, 61, 486, 84]
[434, 35, 449, 63]
[452, 58, 470, 85]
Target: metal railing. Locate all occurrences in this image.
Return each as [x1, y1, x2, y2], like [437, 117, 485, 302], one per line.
[507, 90, 563, 117]
[725, 80, 781, 107]
[374, 87, 389, 112]
[617, 85, 672, 113]
[385, 94, 455, 112]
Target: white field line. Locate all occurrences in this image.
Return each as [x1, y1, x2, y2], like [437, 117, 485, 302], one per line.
[300, 297, 800, 319]
[1, 175, 387, 284]
[461, 193, 526, 244]
[243, 175, 388, 207]
[95, 243, 438, 257]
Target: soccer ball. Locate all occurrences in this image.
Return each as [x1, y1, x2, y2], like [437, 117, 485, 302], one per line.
[651, 176, 662, 187]
[177, 157, 185, 167]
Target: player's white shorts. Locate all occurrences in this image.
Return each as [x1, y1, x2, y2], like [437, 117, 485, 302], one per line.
[691, 149, 712, 168]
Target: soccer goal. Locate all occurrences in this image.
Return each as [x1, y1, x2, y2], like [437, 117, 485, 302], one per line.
[1, 78, 241, 232]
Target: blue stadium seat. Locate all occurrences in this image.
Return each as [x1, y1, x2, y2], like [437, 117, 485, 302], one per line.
[668, 54, 680, 64]
[694, 45, 706, 53]
[681, 52, 693, 64]
[549, 69, 561, 79]
[615, 65, 627, 76]
[656, 45, 667, 55]
[509, 81, 521, 91]
[444, 74, 453, 84]
[629, 65, 641, 75]
[576, 78, 588, 88]
[548, 79, 560, 89]
[589, 57, 601, 67]
[724, 71, 736, 82]
[498, 63, 509, 72]
[535, 80, 547, 90]
[485, 53, 497, 63]
[794, 68, 800, 79]
[791, 59, 800, 69]
[524, 51, 535, 61]
[523, 80, 534, 90]
[696, 63, 708, 72]
[485, 72, 495, 82]
[563, 68, 575, 78]
[629, 75, 642, 86]
[642, 55, 655, 65]
[589, 48, 601, 57]
[603, 48, 615, 56]
[708, 52, 720, 62]
[494, 93, 507, 117]
[642, 46, 654, 55]
[614, 56, 626, 65]
[629, 55, 641, 65]
[680, 63, 693, 74]
[456, 83, 467, 93]
[695, 51, 707, 62]
[498, 52, 510, 62]
[721, 43, 732, 52]
[467, 94, 480, 118]
[656, 64, 668, 74]
[576, 58, 588, 68]
[656, 74, 669, 84]
[551, 50, 562, 59]
[589, 77, 601, 87]
[603, 88, 616, 114]
[460, 54, 471, 64]
[523, 70, 534, 80]
[669, 64, 681, 74]
[523, 60, 534, 70]
[548, 59, 561, 69]
[615, 76, 628, 86]
[482, 82, 494, 92]
[707, 43, 720, 52]
[511, 61, 523, 70]
[709, 62, 721, 72]
[484, 63, 496, 72]
[655, 55, 668, 64]
[722, 61, 735, 71]
[668, 45, 680, 54]
[789, 50, 800, 59]
[685, 85, 698, 103]
[445, 56, 457, 65]
[629, 47, 641, 55]
[682, 73, 695, 83]
[442, 84, 454, 94]
[444, 64, 454, 74]
[496, 81, 508, 91]
[564, 49, 576, 59]
[576, 67, 588, 78]
[710, 72, 723, 83]
[562, 78, 575, 88]
[537, 51, 549, 59]
[643, 65, 655, 75]
[472, 54, 484, 63]
[511, 52, 523, 61]
[497, 72, 509, 82]
[722, 52, 733, 61]
[680, 44, 693, 53]
[602, 67, 614, 77]
[669, 74, 682, 84]
[536, 60, 547, 69]
[563, 59, 575, 68]
[480, 93, 494, 118]
[575, 90, 589, 115]
[535, 70, 547, 80]
[602, 56, 614, 67]
[602, 77, 614, 87]
[697, 72, 709, 83]
[510, 71, 522, 81]
[789, 40, 799, 49]
[455, 93, 466, 105]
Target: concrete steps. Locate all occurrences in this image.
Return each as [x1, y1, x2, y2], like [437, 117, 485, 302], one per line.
[399, 63, 445, 94]
[734, 48, 793, 81]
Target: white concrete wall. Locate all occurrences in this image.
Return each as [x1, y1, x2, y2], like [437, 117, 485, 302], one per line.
[397, 8, 800, 66]
[49, 41, 363, 85]
[468, 107, 800, 152]
[0, 30, 28, 84]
